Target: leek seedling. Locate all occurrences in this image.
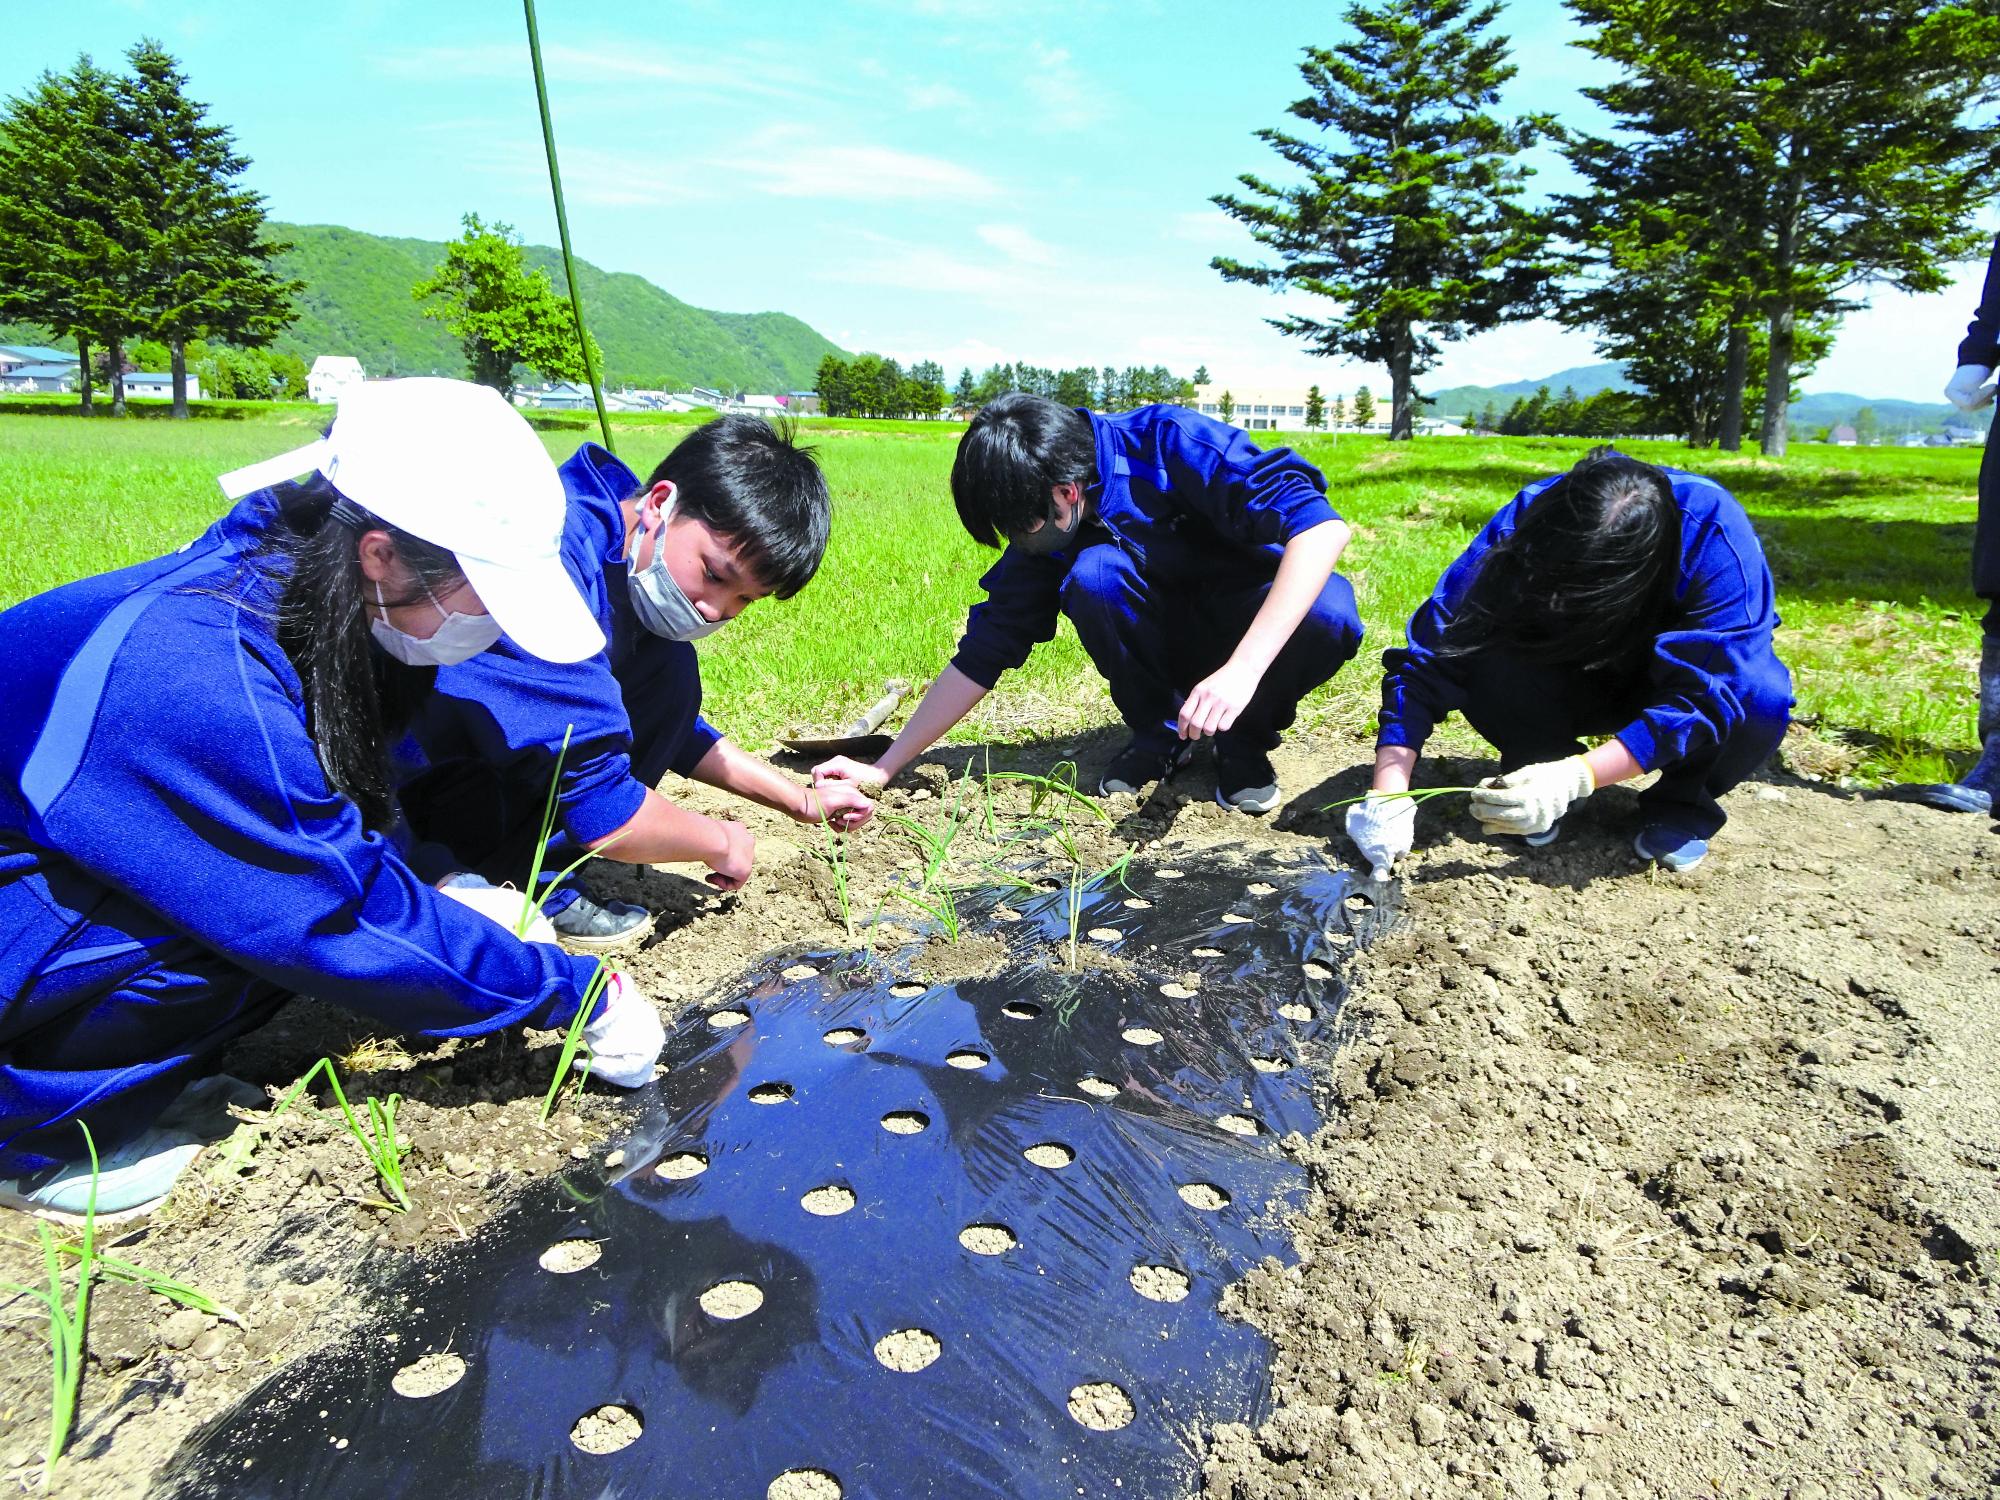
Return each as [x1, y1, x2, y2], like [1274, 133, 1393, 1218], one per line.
[1318, 786, 1476, 812]
[0, 1122, 97, 1484]
[891, 884, 960, 942]
[540, 961, 613, 1122]
[272, 1060, 410, 1211]
[518, 724, 576, 936]
[806, 790, 856, 940]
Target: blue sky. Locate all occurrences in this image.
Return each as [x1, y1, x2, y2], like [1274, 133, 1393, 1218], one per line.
[9, 0, 1992, 399]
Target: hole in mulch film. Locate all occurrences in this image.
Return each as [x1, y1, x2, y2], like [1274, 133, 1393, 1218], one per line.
[1122, 1026, 1163, 1046]
[1087, 927, 1123, 942]
[801, 1184, 855, 1217]
[1067, 1382, 1135, 1431]
[1123, 897, 1153, 910]
[699, 1281, 764, 1320]
[1023, 1142, 1074, 1169]
[1247, 881, 1277, 896]
[1178, 1183, 1230, 1211]
[1250, 1055, 1288, 1074]
[1191, 945, 1224, 958]
[709, 1009, 751, 1029]
[993, 906, 1022, 923]
[881, 1109, 928, 1135]
[570, 1404, 642, 1454]
[1301, 962, 1333, 982]
[748, 1082, 794, 1104]
[1344, 894, 1373, 912]
[391, 1352, 467, 1398]
[656, 1152, 707, 1180]
[945, 1049, 989, 1070]
[1001, 1000, 1041, 1020]
[872, 1328, 942, 1372]
[1221, 912, 1253, 925]
[1129, 1265, 1191, 1304]
[782, 964, 819, 982]
[889, 982, 925, 998]
[768, 1469, 842, 1500]
[1155, 868, 1185, 879]
[1278, 1002, 1313, 1023]
[958, 1223, 1017, 1255]
[1077, 1075, 1119, 1099]
[1216, 1114, 1259, 1137]
[1159, 982, 1197, 1000]
[539, 1240, 602, 1274]
[822, 1026, 865, 1046]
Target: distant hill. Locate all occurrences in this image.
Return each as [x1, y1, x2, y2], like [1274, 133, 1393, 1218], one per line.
[2, 222, 849, 393]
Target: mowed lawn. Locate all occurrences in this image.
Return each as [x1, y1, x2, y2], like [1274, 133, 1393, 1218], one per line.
[0, 407, 1985, 784]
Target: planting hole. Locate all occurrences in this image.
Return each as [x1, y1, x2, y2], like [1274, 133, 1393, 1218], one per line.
[1217, 1114, 1259, 1137]
[1087, 927, 1122, 942]
[1159, 982, 1197, 1000]
[959, 1223, 1017, 1255]
[1191, 945, 1223, 958]
[1077, 1075, 1120, 1099]
[1024, 1142, 1074, 1169]
[1129, 1265, 1191, 1303]
[748, 1082, 794, 1104]
[1247, 881, 1277, 896]
[1324, 930, 1354, 947]
[993, 906, 1022, 923]
[873, 1328, 942, 1372]
[1156, 868, 1185, 879]
[801, 1184, 855, 1217]
[890, 982, 925, 999]
[699, 1280, 764, 1320]
[881, 1109, 929, 1135]
[1301, 962, 1333, 982]
[1221, 912, 1252, 925]
[1179, 1182, 1230, 1211]
[946, 1049, 989, 1070]
[391, 1351, 467, 1398]
[539, 1239, 602, 1274]
[570, 1403, 642, 1455]
[822, 1026, 865, 1046]
[769, 1469, 842, 1500]
[1122, 1026, 1163, 1046]
[1002, 1000, 1041, 1020]
[1123, 897, 1153, 910]
[782, 964, 819, 982]
[1278, 1002, 1313, 1023]
[1250, 1055, 1288, 1074]
[1068, 1382, 1135, 1431]
[1344, 894, 1373, 912]
[708, 1008, 750, 1029]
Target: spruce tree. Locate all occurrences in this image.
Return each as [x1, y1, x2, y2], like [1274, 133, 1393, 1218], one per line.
[1305, 384, 1326, 429]
[1352, 386, 1377, 427]
[1212, 0, 1555, 438]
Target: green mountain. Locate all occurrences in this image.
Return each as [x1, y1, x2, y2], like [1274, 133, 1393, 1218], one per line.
[4, 222, 849, 393]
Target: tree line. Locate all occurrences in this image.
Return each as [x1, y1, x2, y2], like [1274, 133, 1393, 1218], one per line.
[814, 355, 1203, 419]
[1213, 0, 2000, 453]
[0, 42, 298, 417]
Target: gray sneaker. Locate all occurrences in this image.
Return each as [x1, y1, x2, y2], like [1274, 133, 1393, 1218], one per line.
[551, 893, 652, 950]
[1214, 750, 1281, 815]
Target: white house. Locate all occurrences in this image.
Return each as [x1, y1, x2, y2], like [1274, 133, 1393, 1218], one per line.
[308, 356, 366, 405]
[126, 372, 202, 402]
[1, 362, 79, 394]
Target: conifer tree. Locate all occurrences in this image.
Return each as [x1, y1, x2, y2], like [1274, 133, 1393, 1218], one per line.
[1352, 386, 1377, 427]
[1305, 384, 1326, 429]
[1212, 0, 1555, 439]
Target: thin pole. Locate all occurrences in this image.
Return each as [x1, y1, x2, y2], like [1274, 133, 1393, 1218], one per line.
[522, 0, 614, 453]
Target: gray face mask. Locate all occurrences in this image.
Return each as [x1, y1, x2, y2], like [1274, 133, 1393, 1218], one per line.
[1009, 490, 1084, 557]
[628, 496, 725, 641]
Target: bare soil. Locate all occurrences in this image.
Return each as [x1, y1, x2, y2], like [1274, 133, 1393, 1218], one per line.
[2, 730, 1995, 1498]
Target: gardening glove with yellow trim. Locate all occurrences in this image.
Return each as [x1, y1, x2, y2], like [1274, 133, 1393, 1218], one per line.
[1470, 757, 1595, 837]
[581, 971, 665, 1088]
[438, 874, 559, 945]
[1344, 792, 1417, 881]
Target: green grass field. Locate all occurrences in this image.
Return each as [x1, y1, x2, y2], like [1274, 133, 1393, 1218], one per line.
[0, 407, 1985, 784]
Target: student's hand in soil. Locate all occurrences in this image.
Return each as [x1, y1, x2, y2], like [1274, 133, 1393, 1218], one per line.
[1178, 660, 1264, 740]
[581, 971, 665, 1087]
[802, 781, 875, 832]
[1344, 792, 1418, 881]
[1470, 756, 1594, 836]
[812, 755, 890, 792]
[706, 819, 756, 891]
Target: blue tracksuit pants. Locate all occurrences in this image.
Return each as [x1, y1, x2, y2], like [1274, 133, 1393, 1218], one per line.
[1057, 541, 1363, 758]
[1458, 651, 1791, 839]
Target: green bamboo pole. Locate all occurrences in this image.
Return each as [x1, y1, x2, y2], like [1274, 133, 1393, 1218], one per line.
[522, 0, 614, 453]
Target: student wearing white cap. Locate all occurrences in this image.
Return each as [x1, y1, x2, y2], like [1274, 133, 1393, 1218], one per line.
[0, 379, 664, 1216]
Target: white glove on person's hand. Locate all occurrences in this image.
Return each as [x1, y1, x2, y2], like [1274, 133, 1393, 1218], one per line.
[438, 877, 559, 945]
[1944, 364, 1996, 411]
[1343, 793, 1418, 881]
[580, 971, 664, 1088]
[1470, 757, 1595, 836]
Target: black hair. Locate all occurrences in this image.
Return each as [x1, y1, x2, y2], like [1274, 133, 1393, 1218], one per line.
[263, 478, 465, 831]
[1439, 447, 1682, 673]
[950, 392, 1097, 548]
[645, 415, 829, 598]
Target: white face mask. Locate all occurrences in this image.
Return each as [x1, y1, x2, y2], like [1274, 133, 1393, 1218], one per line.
[627, 494, 726, 642]
[369, 578, 504, 666]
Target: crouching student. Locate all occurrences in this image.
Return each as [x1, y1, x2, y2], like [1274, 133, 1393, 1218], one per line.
[395, 417, 875, 949]
[1346, 448, 1792, 879]
[813, 393, 1361, 813]
[0, 380, 664, 1217]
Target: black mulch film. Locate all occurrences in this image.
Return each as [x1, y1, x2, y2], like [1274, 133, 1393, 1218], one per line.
[157, 848, 1387, 1500]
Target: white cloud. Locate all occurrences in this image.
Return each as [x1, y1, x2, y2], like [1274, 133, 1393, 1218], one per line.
[733, 128, 1000, 202]
[975, 224, 1059, 265]
[906, 81, 972, 111]
[375, 42, 819, 105]
[1022, 42, 1105, 131]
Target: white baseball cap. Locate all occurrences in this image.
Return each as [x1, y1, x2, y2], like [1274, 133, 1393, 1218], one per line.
[216, 377, 604, 664]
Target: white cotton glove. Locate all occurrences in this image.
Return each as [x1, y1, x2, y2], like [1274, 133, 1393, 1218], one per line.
[438, 878, 559, 945]
[1944, 364, 1996, 412]
[1470, 756, 1595, 836]
[580, 971, 665, 1088]
[1343, 793, 1418, 881]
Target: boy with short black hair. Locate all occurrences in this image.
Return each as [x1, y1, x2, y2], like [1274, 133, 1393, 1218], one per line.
[814, 393, 1362, 812]
[398, 415, 872, 947]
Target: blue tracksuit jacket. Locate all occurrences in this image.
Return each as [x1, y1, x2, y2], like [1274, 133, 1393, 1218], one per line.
[948, 405, 1343, 688]
[1957, 234, 2000, 370]
[1379, 468, 1790, 771]
[0, 493, 605, 1173]
[397, 445, 719, 879]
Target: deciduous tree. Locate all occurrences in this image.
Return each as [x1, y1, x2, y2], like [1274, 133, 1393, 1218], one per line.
[414, 214, 598, 399]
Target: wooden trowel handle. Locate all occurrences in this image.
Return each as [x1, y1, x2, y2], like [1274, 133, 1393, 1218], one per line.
[838, 679, 908, 738]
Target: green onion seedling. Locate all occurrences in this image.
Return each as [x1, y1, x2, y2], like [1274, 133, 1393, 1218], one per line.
[540, 960, 613, 1122]
[272, 1060, 411, 1211]
[806, 790, 856, 941]
[1318, 786, 1476, 812]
